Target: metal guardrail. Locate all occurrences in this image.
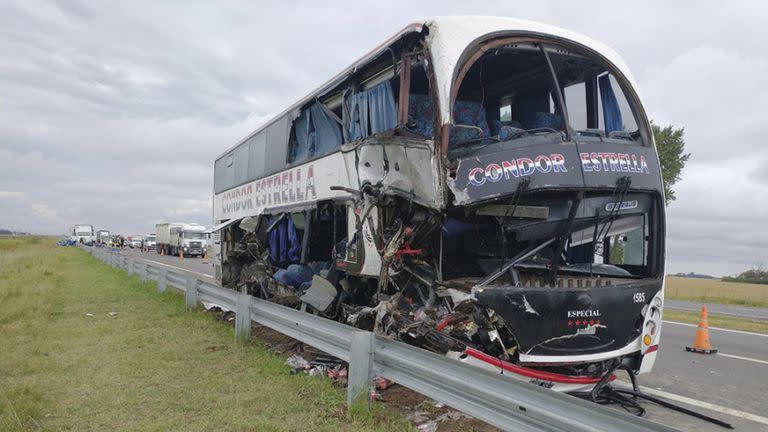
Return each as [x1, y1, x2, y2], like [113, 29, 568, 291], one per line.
[81, 245, 677, 432]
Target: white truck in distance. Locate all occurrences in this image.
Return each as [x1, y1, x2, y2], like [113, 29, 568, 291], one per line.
[145, 233, 157, 250]
[96, 230, 110, 244]
[155, 223, 207, 257]
[71, 224, 94, 245]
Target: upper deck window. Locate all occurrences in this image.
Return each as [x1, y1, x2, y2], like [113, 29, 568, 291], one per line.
[449, 43, 645, 157]
[342, 81, 397, 142]
[288, 102, 343, 164]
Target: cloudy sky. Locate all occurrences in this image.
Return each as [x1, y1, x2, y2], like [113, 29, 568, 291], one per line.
[1, 1, 766, 276]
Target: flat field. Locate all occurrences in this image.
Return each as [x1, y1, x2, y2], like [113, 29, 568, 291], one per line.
[665, 276, 768, 307]
[0, 238, 408, 432]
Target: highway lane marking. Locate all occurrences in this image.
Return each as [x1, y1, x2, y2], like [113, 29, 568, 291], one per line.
[663, 320, 768, 338]
[615, 384, 768, 427]
[666, 305, 768, 321]
[717, 352, 768, 365]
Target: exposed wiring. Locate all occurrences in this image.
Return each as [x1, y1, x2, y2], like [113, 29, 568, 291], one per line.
[571, 361, 733, 429]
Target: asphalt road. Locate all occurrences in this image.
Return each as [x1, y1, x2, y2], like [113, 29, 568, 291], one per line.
[666, 299, 768, 321]
[119, 247, 215, 280]
[108, 247, 768, 431]
[630, 322, 768, 431]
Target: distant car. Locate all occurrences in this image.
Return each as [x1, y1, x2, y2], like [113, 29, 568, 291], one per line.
[129, 239, 142, 248]
[57, 237, 76, 246]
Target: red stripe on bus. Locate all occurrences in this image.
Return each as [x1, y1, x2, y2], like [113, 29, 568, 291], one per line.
[464, 348, 615, 384]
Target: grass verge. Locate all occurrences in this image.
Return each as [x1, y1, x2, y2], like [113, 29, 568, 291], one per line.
[664, 294, 768, 309]
[665, 277, 768, 308]
[0, 238, 410, 431]
[664, 310, 768, 334]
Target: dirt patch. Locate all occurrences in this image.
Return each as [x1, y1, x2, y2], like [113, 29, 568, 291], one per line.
[203, 306, 500, 431]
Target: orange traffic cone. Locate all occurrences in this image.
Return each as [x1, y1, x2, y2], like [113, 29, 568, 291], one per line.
[685, 305, 717, 354]
[179, 249, 184, 262]
[202, 250, 208, 264]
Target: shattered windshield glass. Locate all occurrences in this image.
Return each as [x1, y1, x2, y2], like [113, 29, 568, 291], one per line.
[442, 192, 657, 286]
[448, 43, 644, 158]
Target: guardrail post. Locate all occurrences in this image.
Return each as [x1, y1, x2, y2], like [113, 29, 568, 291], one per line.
[235, 293, 252, 343]
[157, 268, 167, 293]
[185, 278, 198, 310]
[347, 331, 374, 409]
[139, 263, 148, 283]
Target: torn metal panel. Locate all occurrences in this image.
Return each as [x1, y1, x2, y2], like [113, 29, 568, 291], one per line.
[212, 218, 242, 232]
[238, 216, 260, 232]
[300, 275, 338, 312]
[355, 136, 442, 209]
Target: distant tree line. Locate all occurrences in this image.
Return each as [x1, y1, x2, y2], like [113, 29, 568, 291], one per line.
[672, 272, 715, 279]
[722, 264, 768, 285]
[0, 229, 30, 235]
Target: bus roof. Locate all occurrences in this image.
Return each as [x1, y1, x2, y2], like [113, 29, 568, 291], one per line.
[218, 16, 639, 160]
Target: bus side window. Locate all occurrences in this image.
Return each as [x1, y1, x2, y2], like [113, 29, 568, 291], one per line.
[248, 132, 266, 180]
[288, 102, 342, 164]
[405, 62, 434, 137]
[214, 153, 235, 193]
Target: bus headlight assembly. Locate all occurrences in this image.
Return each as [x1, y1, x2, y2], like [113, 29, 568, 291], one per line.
[641, 304, 661, 352]
[644, 320, 657, 341]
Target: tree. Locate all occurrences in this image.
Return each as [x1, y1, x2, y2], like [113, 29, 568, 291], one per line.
[653, 123, 690, 206]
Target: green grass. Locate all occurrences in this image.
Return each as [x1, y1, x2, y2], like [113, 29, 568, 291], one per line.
[666, 294, 768, 309]
[665, 276, 768, 308]
[0, 238, 411, 431]
[664, 310, 768, 334]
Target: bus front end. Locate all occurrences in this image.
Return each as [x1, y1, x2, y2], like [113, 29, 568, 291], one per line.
[430, 27, 665, 390]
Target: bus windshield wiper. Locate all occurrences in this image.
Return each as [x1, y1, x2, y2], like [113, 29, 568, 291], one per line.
[590, 176, 632, 269]
[549, 191, 584, 282]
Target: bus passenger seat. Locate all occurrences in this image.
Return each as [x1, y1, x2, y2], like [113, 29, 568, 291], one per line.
[453, 100, 490, 137]
[408, 94, 434, 137]
[449, 125, 484, 146]
[498, 125, 526, 140]
[530, 112, 564, 130]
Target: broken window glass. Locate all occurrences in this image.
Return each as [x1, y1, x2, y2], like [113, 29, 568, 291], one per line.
[449, 43, 645, 158]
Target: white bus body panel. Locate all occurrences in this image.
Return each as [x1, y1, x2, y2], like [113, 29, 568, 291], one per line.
[213, 152, 356, 223]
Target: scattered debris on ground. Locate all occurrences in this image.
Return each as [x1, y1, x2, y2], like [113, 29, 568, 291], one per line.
[203, 304, 500, 431]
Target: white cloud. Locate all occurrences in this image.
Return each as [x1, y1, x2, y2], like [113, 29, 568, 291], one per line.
[0, 0, 767, 275]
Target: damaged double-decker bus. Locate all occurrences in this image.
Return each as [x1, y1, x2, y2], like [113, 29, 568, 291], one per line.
[212, 16, 665, 393]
